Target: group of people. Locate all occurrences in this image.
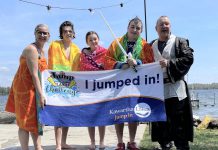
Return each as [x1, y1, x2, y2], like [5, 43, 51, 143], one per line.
[5, 15, 194, 150]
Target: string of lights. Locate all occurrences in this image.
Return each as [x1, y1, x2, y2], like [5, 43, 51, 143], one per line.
[18, 0, 132, 11]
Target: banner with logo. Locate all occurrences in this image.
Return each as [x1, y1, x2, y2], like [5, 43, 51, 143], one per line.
[39, 62, 166, 127]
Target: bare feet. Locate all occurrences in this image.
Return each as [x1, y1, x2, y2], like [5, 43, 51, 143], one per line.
[56, 143, 62, 150]
[88, 143, 96, 150]
[36, 146, 44, 150]
[61, 144, 73, 149]
[99, 142, 105, 149]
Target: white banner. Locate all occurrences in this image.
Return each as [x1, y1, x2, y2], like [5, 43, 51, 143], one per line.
[40, 62, 166, 127]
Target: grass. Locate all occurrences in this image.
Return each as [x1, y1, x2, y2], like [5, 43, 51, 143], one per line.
[139, 126, 218, 150]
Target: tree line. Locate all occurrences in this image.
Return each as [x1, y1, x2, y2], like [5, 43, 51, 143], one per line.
[188, 83, 218, 90]
[0, 87, 10, 95]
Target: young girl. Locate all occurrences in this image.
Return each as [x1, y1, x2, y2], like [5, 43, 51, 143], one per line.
[80, 31, 107, 149]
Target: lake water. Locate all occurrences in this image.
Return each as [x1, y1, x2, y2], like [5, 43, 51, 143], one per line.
[190, 89, 218, 119]
[1, 89, 218, 119]
[0, 95, 7, 112]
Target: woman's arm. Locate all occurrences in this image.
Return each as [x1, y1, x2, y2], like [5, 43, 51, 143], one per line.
[24, 45, 45, 108]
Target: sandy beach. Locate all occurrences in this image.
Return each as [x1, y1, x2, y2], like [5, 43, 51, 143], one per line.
[0, 123, 147, 150]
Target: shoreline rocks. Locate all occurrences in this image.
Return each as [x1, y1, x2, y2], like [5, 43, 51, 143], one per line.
[0, 111, 16, 124]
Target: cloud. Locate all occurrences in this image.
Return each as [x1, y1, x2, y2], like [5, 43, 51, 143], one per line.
[0, 67, 10, 72]
[0, 77, 13, 87]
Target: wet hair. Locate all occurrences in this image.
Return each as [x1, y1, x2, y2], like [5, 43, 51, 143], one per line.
[85, 31, 99, 44]
[128, 16, 143, 32]
[59, 21, 75, 39]
[34, 24, 49, 34]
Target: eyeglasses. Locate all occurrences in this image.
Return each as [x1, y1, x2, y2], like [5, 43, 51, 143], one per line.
[37, 31, 49, 36]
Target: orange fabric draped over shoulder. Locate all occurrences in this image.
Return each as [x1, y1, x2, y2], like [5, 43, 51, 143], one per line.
[5, 56, 47, 134]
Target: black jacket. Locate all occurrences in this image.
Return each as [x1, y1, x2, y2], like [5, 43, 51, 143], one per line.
[167, 37, 194, 83]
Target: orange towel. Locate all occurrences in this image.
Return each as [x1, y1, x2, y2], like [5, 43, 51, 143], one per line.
[5, 56, 47, 134]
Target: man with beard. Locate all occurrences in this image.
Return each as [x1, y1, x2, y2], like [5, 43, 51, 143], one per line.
[150, 16, 194, 150]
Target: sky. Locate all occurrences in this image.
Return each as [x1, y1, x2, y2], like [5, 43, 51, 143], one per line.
[0, 0, 218, 87]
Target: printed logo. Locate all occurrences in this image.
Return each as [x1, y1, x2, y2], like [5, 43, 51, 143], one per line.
[45, 71, 79, 97]
[134, 103, 151, 118]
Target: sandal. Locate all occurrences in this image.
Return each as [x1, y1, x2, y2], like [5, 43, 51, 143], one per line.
[115, 143, 125, 150]
[127, 142, 140, 150]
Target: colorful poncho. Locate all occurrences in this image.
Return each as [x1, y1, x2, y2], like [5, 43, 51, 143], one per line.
[5, 56, 47, 134]
[48, 40, 81, 71]
[104, 34, 154, 70]
[80, 46, 107, 71]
